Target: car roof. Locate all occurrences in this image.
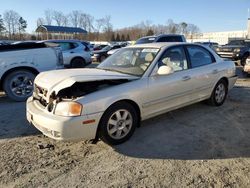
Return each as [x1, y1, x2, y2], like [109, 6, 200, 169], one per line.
[128, 42, 188, 49]
[139, 34, 184, 39]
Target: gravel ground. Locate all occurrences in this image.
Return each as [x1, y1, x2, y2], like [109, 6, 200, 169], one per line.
[0, 77, 250, 187]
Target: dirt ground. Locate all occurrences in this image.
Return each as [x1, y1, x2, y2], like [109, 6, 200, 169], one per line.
[0, 75, 250, 187]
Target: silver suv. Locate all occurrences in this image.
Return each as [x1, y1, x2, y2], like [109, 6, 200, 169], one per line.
[47, 40, 92, 68]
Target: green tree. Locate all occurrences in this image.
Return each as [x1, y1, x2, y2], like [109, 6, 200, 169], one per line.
[146, 29, 154, 36]
[111, 32, 116, 41]
[18, 17, 27, 39]
[121, 34, 125, 41]
[116, 33, 120, 41]
[0, 15, 5, 35]
[126, 34, 130, 41]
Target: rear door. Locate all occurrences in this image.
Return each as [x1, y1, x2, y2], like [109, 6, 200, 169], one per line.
[185, 45, 221, 100]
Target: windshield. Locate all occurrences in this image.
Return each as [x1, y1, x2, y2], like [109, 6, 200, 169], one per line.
[97, 47, 159, 76]
[136, 37, 156, 44]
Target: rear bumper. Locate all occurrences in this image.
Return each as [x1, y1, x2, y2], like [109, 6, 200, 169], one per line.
[26, 97, 102, 141]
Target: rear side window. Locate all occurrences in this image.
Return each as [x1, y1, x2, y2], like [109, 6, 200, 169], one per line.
[187, 46, 214, 68]
[58, 42, 75, 51]
[157, 36, 183, 42]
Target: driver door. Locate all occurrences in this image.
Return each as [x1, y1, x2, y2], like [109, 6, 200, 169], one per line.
[142, 46, 196, 118]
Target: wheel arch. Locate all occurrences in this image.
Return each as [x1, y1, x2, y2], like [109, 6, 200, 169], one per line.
[219, 77, 229, 88]
[94, 99, 141, 141]
[70, 56, 85, 63]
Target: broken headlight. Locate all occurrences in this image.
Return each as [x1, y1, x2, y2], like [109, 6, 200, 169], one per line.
[54, 101, 82, 117]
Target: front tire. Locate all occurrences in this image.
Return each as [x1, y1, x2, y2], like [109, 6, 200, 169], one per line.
[71, 58, 86, 68]
[100, 55, 106, 62]
[3, 70, 35, 102]
[208, 79, 228, 106]
[98, 102, 138, 145]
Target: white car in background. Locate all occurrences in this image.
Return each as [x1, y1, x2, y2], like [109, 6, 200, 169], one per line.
[46, 40, 92, 68]
[0, 41, 63, 101]
[27, 42, 237, 145]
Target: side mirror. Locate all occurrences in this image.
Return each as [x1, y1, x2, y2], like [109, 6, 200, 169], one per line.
[157, 65, 174, 75]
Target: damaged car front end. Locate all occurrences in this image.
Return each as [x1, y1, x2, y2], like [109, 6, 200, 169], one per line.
[26, 68, 139, 140]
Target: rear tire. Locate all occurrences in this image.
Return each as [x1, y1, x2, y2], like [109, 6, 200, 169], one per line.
[71, 58, 86, 68]
[3, 70, 35, 102]
[100, 55, 106, 62]
[207, 79, 228, 106]
[98, 102, 138, 145]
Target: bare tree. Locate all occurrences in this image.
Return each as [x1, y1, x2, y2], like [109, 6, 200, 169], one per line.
[3, 10, 20, 38]
[95, 18, 104, 40]
[44, 9, 53, 25]
[52, 11, 64, 26]
[186, 23, 200, 38]
[70, 10, 81, 27]
[37, 17, 45, 27]
[61, 14, 69, 26]
[101, 15, 113, 40]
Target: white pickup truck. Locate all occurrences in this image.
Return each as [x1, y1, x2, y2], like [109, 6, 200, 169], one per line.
[0, 42, 63, 101]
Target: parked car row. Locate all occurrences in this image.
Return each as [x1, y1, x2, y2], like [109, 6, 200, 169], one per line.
[215, 39, 250, 66]
[91, 44, 125, 62]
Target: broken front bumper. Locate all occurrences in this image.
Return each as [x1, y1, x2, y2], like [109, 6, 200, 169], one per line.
[26, 97, 102, 141]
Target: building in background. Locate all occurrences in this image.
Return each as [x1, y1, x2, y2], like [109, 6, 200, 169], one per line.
[187, 18, 250, 44]
[36, 25, 87, 40]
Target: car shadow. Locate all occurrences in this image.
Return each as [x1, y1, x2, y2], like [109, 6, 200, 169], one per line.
[0, 94, 40, 140]
[114, 87, 250, 160]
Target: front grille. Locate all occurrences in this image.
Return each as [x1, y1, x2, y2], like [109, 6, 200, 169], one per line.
[217, 52, 234, 58]
[220, 48, 233, 52]
[35, 85, 48, 98]
[34, 85, 48, 107]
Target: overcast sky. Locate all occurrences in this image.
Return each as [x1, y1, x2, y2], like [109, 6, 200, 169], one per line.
[0, 0, 249, 33]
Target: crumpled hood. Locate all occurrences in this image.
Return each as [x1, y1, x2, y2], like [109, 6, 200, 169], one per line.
[35, 68, 138, 101]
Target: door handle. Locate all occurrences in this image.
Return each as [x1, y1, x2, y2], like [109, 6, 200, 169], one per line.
[212, 69, 218, 74]
[182, 75, 191, 81]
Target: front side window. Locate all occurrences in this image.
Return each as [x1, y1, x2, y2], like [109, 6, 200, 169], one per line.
[187, 46, 214, 68]
[97, 48, 159, 76]
[159, 46, 188, 72]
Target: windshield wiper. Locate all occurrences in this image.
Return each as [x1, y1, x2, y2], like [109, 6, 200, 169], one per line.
[97, 67, 138, 76]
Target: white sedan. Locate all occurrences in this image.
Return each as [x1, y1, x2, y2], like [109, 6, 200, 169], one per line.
[27, 42, 237, 145]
